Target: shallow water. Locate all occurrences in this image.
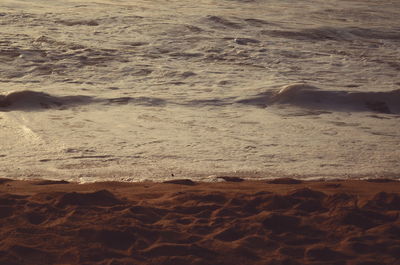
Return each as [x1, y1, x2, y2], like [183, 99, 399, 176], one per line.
[1, 0, 400, 182]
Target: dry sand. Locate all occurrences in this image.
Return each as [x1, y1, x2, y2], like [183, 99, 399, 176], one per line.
[1, 178, 399, 265]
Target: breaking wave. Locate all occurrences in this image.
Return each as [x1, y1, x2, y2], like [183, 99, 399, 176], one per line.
[0, 90, 93, 110]
[261, 27, 400, 42]
[0, 91, 167, 111]
[2, 86, 400, 115]
[238, 84, 400, 114]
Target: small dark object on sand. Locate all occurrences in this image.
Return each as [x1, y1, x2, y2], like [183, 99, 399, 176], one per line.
[163, 179, 196, 186]
[0, 178, 13, 184]
[33, 180, 70, 185]
[365, 178, 396, 183]
[267, 178, 303, 184]
[217, 176, 245, 182]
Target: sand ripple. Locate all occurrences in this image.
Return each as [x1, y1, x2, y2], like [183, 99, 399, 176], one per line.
[0, 179, 399, 265]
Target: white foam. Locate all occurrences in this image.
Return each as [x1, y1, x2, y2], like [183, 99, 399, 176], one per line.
[1, 0, 399, 182]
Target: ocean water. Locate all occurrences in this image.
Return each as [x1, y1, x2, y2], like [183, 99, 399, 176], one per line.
[0, 0, 399, 182]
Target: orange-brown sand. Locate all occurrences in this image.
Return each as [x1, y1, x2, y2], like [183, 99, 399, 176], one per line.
[1, 178, 400, 265]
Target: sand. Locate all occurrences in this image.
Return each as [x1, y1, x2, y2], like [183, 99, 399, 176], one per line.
[1, 178, 399, 265]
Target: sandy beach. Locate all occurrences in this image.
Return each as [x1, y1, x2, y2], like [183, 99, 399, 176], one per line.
[1, 178, 399, 265]
[1, 0, 400, 181]
[1, 0, 400, 263]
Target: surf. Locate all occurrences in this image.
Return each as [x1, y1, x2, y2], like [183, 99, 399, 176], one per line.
[0, 90, 92, 110]
[238, 84, 400, 114]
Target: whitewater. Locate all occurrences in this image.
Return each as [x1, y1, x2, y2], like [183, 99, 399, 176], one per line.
[1, 0, 399, 182]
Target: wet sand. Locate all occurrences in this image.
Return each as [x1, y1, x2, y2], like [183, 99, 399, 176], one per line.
[1, 178, 399, 265]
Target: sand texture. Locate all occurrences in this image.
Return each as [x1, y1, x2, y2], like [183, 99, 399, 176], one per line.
[1, 178, 400, 265]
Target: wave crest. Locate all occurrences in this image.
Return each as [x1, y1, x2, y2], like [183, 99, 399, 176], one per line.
[0, 90, 92, 110]
[239, 84, 400, 114]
